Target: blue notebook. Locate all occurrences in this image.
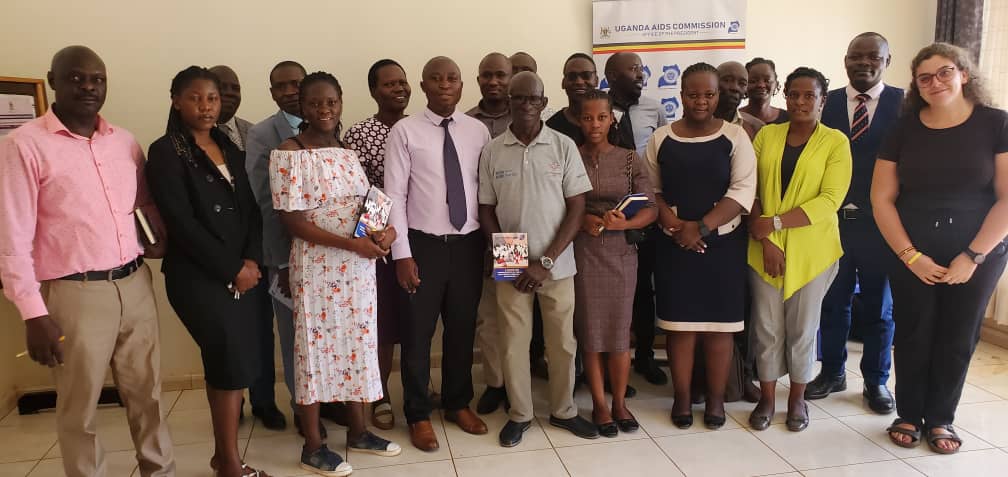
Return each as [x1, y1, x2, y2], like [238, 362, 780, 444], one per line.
[614, 193, 649, 218]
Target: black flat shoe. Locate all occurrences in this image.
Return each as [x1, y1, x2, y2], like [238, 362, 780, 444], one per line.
[252, 404, 288, 431]
[748, 411, 771, 431]
[786, 402, 810, 432]
[864, 385, 895, 414]
[499, 420, 532, 447]
[634, 359, 668, 385]
[671, 413, 693, 429]
[597, 421, 618, 438]
[550, 415, 600, 439]
[703, 413, 726, 430]
[476, 386, 508, 415]
[616, 418, 639, 433]
[804, 373, 846, 400]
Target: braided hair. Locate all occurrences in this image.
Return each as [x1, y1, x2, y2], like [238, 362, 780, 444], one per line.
[681, 62, 718, 84]
[784, 67, 829, 96]
[298, 71, 345, 144]
[572, 88, 612, 115]
[166, 65, 220, 163]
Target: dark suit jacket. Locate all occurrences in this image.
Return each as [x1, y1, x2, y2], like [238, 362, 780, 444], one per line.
[246, 110, 297, 268]
[821, 84, 904, 211]
[146, 128, 263, 284]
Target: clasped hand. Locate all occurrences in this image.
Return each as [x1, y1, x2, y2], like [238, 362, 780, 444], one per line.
[514, 262, 549, 294]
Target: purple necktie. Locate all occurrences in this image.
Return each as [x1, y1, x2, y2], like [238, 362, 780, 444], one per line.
[441, 118, 466, 231]
[850, 93, 871, 142]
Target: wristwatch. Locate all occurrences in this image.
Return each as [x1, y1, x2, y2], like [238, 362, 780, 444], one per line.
[540, 255, 555, 270]
[772, 215, 783, 231]
[697, 220, 712, 237]
[964, 248, 987, 264]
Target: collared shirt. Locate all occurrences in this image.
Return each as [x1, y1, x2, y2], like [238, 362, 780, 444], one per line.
[478, 124, 593, 280]
[281, 110, 302, 136]
[218, 116, 245, 151]
[612, 96, 668, 158]
[727, 109, 766, 141]
[466, 101, 511, 138]
[0, 110, 149, 319]
[845, 81, 886, 127]
[384, 107, 490, 259]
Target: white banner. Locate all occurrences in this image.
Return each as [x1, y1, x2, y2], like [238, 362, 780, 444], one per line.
[593, 0, 748, 122]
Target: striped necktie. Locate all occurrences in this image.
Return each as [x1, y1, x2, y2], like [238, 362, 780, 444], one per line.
[850, 93, 871, 141]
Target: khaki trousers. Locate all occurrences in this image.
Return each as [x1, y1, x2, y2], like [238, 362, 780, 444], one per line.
[497, 277, 577, 422]
[475, 278, 504, 388]
[43, 263, 175, 477]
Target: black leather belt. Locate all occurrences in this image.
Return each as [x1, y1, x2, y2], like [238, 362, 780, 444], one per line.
[60, 257, 144, 281]
[410, 229, 473, 243]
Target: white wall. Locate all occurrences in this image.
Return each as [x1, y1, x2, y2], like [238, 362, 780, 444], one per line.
[0, 0, 937, 395]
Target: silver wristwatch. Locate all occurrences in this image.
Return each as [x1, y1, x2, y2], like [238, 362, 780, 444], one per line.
[772, 215, 783, 231]
[540, 255, 555, 270]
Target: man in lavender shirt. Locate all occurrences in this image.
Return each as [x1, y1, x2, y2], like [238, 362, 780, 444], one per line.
[384, 56, 491, 452]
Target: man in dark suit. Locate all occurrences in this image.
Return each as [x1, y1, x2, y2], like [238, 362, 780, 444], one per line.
[807, 32, 902, 414]
[209, 65, 253, 151]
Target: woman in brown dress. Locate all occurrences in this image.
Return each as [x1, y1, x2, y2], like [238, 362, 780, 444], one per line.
[573, 89, 657, 437]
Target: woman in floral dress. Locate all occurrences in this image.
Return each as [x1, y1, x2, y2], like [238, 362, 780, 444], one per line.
[269, 71, 400, 477]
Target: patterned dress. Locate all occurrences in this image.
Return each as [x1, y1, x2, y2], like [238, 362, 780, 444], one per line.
[269, 147, 382, 404]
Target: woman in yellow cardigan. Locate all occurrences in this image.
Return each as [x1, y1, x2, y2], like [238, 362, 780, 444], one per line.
[746, 67, 852, 432]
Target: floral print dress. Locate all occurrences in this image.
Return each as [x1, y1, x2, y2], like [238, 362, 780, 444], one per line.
[269, 147, 382, 404]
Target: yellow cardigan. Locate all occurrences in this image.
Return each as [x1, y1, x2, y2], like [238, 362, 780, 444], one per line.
[748, 122, 852, 299]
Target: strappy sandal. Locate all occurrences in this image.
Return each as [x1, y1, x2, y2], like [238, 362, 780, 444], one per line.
[211, 460, 273, 477]
[926, 425, 963, 455]
[886, 418, 921, 448]
[371, 401, 395, 430]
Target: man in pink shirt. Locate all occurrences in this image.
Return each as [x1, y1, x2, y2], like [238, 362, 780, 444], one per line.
[0, 46, 174, 477]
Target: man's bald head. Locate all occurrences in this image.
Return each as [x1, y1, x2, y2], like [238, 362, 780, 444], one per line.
[510, 52, 537, 74]
[209, 65, 242, 124]
[47, 45, 108, 121]
[421, 56, 463, 116]
[509, 71, 544, 96]
[508, 71, 547, 127]
[715, 60, 748, 114]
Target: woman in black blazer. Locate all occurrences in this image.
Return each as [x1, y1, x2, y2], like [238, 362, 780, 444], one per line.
[146, 66, 270, 477]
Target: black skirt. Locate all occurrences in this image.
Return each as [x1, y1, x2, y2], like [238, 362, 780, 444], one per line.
[165, 269, 264, 390]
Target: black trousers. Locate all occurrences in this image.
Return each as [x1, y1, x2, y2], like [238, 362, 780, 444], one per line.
[632, 237, 658, 363]
[249, 266, 277, 408]
[401, 230, 485, 423]
[889, 207, 1006, 428]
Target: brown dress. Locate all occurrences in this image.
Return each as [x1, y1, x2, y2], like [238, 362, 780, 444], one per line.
[574, 146, 655, 352]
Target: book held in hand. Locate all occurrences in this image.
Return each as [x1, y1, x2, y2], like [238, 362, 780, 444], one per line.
[492, 233, 528, 281]
[134, 207, 157, 245]
[614, 192, 650, 218]
[355, 186, 393, 238]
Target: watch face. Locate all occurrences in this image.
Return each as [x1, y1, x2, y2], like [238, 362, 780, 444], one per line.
[540, 256, 554, 269]
[975, 254, 986, 264]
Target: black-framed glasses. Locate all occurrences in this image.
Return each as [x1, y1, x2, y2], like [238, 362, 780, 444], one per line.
[564, 70, 597, 82]
[509, 95, 546, 106]
[915, 66, 958, 87]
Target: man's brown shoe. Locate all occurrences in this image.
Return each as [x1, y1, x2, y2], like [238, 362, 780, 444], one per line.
[409, 421, 439, 452]
[445, 408, 488, 435]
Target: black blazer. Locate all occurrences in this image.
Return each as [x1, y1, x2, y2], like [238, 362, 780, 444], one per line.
[146, 128, 263, 284]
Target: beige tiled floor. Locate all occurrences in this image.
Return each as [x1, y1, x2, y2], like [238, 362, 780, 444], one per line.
[2, 342, 1008, 476]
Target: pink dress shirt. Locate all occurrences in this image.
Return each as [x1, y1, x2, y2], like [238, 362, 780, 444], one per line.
[383, 108, 490, 259]
[0, 110, 149, 320]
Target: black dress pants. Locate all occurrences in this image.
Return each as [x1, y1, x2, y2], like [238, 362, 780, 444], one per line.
[889, 207, 1007, 428]
[632, 237, 658, 363]
[401, 230, 485, 423]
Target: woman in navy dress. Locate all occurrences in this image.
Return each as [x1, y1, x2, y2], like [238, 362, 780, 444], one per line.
[645, 63, 756, 430]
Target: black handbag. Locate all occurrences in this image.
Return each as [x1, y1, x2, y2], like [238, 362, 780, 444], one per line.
[622, 151, 652, 245]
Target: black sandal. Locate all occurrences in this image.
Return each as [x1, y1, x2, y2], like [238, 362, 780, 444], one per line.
[926, 425, 963, 454]
[886, 418, 921, 448]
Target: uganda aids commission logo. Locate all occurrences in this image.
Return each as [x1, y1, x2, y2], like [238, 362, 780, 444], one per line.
[601, 19, 742, 39]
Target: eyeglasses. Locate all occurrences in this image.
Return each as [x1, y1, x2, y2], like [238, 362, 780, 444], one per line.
[915, 66, 958, 87]
[564, 71, 597, 82]
[509, 95, 545, 106]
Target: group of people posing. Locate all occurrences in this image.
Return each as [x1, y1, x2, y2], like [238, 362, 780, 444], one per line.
[2, 30, 1007, 477]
